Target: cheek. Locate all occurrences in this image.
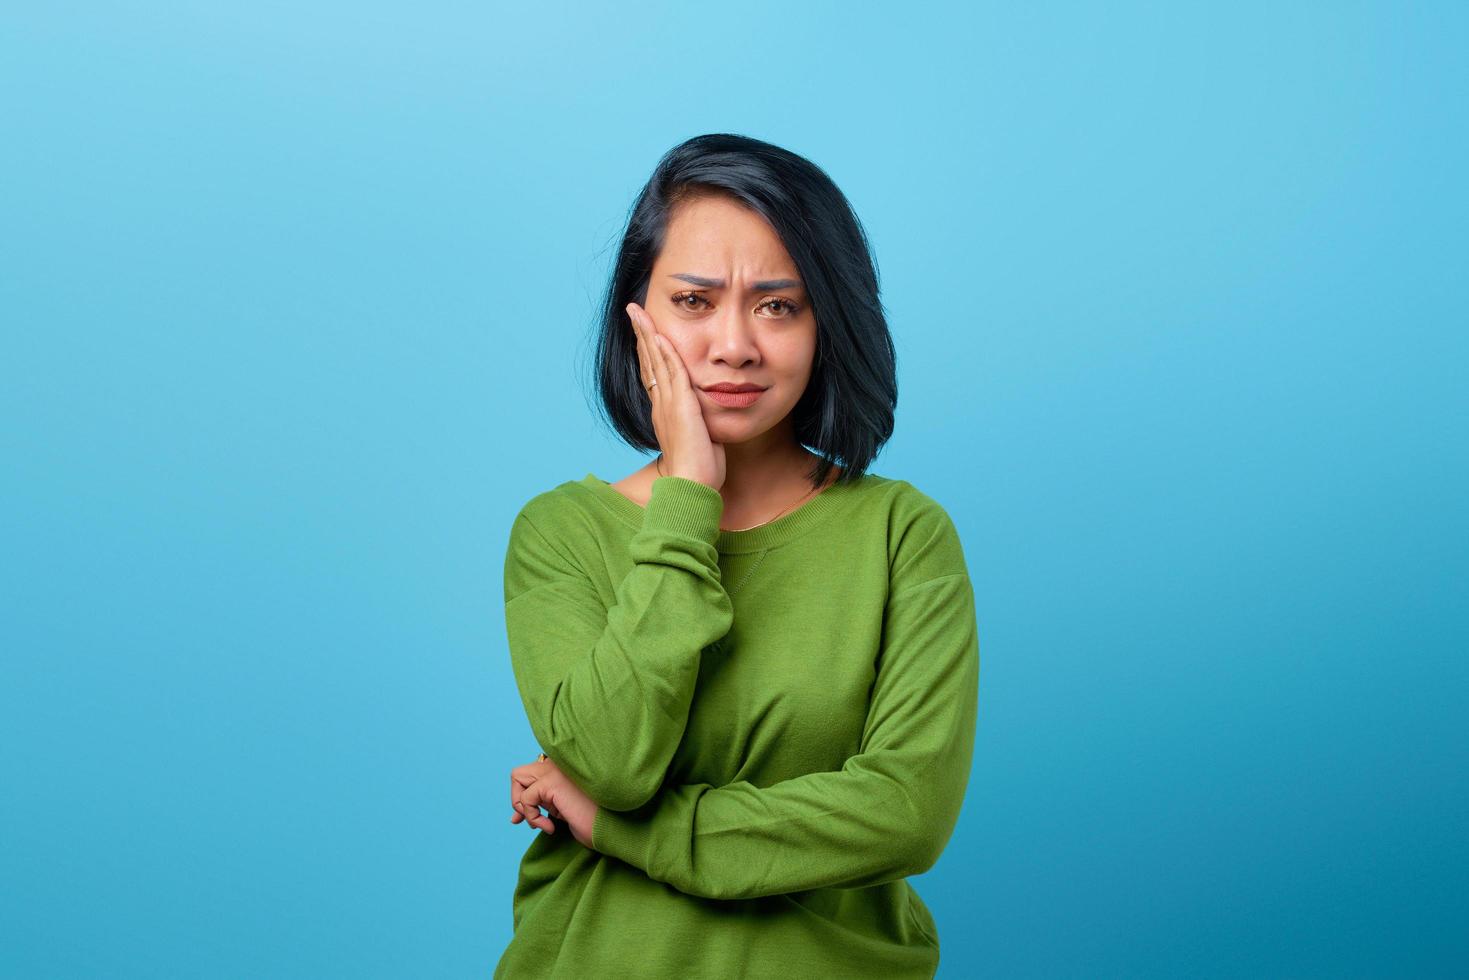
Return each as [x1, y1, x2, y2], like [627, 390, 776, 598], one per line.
[773, 336, 817, 380]
[669, 338, 701, 366]
[649, 326, 696, 365]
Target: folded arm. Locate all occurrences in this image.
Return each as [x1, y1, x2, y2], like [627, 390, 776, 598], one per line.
[504, 476, 733, 811]
[592, 555, 980, 900]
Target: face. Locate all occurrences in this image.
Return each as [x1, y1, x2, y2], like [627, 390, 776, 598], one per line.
[642, 193, 816, 446]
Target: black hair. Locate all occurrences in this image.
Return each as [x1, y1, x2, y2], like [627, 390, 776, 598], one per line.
[581, 133, 897, 490]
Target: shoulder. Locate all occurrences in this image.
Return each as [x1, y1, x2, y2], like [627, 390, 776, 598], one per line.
[503, 478, 602, 593]
[511, 475, 605, 529]
[512, 479, 579, 525]
[857, 473, 960, 535]
[504, 476, 609, 564]
[866, 476, 969, 589]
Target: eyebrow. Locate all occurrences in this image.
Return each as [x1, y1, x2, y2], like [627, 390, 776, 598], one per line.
[667, 273, 803, 290]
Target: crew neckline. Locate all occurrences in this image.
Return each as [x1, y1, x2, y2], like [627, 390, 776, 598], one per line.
[576, 471, 867, 554]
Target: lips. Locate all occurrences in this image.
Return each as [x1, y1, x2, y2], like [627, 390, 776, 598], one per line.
[701, 383, 768, 393]
[702, 387, 766, 408]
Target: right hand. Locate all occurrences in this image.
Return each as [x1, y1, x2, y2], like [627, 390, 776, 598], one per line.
[509, 756, 598, 850]
[626, 301, 726, 491]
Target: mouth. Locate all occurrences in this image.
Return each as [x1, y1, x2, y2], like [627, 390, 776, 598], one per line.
[700, 386, 767, 409]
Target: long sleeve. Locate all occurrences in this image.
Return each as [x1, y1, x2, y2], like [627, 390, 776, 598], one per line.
[503, 475, 734, 811]
[591, 504, 980, 900]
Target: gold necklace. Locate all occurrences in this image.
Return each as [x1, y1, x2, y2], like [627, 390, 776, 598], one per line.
[656, 454, 823, 532]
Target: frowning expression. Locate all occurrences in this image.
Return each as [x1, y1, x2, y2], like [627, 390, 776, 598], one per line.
[644, 192, 816, 444]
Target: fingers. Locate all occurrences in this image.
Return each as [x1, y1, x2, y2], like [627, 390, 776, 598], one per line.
[654, 330, 689, 390]
[643, 311, 672, 391]
[628, 303, 669, 397]
[510, 758, 562, 834]
[519, 780, 556, 834]
[627, 303, 655, 394]
[628, 303, 660, 396]
[510, 758, 551, 827]
[510, 769, 539, 825]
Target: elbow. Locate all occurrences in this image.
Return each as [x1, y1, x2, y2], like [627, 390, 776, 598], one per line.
[890, 825, 939, 879]
[905, 835, 943, 877]
[603, 740, 680, 810]
[581, 768, 664, 813]
[599, 782, 659, 813]
[582, 774, 656, 813]
[903, 801, 961, 877]
[880, 780, 953, 879]
[535, 729, 671, 812]
[623, 777, 663, 811]
[604, 751, 670, 811]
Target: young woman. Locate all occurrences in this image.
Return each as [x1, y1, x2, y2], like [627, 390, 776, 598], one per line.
[494, 133, 979, 978]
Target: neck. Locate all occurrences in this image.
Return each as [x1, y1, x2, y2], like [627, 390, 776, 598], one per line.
[711, 421, 824, 510]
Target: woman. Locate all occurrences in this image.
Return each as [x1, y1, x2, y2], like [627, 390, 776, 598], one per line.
[494, 133, 979, 978]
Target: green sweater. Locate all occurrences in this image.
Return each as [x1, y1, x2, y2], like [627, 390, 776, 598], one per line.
[494, 471, 979, 979]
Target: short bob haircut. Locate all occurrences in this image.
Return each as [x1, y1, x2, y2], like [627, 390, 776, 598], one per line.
[584, 133, 897, 491]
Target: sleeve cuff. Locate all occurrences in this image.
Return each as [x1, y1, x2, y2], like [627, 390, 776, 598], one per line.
[642, 475, 724, 542]
[592, 802, 656, 867]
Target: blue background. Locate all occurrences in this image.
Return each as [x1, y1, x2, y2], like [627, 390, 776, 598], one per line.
[3, 2, 1464, 976]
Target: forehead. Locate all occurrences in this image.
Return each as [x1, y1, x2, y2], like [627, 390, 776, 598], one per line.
[654, 194, 797, 275]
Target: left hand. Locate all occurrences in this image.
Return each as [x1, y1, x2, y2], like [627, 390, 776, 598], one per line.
[509, 755, 598, 849]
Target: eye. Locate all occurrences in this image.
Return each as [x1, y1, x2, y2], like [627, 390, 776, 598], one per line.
[669, 292, 802, 316]
[759, 297, 801, 316]
[670, 291, 709, 310]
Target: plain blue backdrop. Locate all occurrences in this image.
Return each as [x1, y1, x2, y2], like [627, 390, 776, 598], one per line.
[2, 2, 1464, 977]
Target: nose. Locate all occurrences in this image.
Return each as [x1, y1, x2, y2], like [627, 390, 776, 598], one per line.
[706, 303, 761, 368]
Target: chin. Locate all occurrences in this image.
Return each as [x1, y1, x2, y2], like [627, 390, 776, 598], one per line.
[704, 416, 770, 444]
